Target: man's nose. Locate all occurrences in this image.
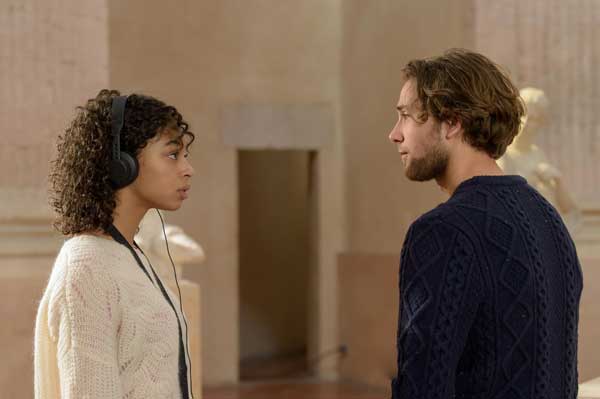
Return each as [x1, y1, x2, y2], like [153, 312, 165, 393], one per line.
[389, 121, 403, 143]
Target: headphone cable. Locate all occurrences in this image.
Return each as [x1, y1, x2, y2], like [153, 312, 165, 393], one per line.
[156, 209, 195, 398]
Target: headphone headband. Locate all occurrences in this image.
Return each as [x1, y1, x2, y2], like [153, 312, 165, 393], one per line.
[111, 95, 128, 160]
[109, 94, 139, 188]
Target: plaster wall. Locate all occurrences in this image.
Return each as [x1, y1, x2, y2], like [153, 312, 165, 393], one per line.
[108, 0, 343, 384]
[341, 0, 474, 254]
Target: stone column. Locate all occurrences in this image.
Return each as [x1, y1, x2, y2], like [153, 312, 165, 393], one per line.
[0, 1, 109, 397]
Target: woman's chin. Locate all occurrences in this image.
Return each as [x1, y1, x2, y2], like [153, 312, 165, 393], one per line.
[154, 202, 182, 212]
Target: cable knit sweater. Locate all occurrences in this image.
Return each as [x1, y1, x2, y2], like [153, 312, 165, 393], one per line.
[34, 235, 192, 398]
[392, 175, 583, 399]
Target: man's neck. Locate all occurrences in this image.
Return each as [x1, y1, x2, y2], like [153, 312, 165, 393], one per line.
[436, 149, 504, 195]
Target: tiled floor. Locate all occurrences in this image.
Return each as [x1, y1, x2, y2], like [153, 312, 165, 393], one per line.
[204, 380, 387, 399]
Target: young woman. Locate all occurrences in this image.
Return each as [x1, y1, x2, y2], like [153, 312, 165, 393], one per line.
[34, 89, 195, 398]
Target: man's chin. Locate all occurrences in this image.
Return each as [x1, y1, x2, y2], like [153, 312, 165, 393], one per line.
[406, 175, 434, 182]
[405, 168, 435, 182]
[404, 158, 447, 182]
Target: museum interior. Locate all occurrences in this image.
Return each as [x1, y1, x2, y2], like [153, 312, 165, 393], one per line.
[2, 1, 600, 398]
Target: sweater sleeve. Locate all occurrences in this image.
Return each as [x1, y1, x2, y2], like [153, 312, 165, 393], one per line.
[47, 247, 124, 398]
[391, 216, 482, 399]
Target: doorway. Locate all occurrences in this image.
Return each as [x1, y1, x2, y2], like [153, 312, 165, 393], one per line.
[238, 149, 317, 380]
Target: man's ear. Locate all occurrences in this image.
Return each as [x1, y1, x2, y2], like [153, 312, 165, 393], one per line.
[444, 118, 463, 140]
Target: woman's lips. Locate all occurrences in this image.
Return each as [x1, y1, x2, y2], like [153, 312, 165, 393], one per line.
[177, 187, 190, 200]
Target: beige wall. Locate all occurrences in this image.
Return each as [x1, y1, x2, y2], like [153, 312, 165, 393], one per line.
[1, 0, 477, 391]
[1, 0, 109, 221]
[0, 1, 109, 397]
[109, 0, 343, 384]
[341, 0, 474, 254]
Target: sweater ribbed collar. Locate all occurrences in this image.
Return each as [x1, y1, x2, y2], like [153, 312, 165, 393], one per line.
[452, 175, 527, 196]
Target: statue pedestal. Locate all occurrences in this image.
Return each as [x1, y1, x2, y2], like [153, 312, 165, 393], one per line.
[578, 255, 600, 383]
[575, 209, 600, 259]
[165, 278, 203, 399]
[580, 376, 600, 398]
[577, 210, 600, 388]
[136, 209, 205, 396]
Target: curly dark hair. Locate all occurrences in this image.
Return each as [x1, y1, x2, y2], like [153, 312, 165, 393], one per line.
[402, 48, 525, 159]
[49, 89, 195, 236]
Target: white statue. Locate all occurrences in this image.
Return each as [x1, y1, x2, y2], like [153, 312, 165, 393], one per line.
[135, 209, 205, 285]
[135, 210, 205, 393]
[499, 87, 582, 234]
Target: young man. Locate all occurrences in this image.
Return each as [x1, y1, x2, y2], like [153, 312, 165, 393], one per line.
[389, 49, 582, 399]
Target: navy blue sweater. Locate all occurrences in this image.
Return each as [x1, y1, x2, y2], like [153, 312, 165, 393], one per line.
[392, 175, 583, 399]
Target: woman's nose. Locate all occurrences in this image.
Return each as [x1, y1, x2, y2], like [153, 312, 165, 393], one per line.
[183, 158, 194, 177]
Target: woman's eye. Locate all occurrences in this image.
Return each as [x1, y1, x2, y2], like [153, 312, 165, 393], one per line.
[168, 152, 178, 160]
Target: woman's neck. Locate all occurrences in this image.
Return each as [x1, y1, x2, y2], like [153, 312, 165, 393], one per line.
[111, 190, 149, 246]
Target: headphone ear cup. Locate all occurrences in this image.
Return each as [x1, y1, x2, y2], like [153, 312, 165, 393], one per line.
[109, 152, 139, 189]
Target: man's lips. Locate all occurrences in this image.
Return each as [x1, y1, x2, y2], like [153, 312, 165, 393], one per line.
[399, 151, 408, 164]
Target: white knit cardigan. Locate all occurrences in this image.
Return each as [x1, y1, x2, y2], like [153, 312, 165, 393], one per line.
[34, 235, 191, 398]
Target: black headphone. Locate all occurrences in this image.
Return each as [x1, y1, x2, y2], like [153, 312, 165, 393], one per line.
[109, 95, 139, 189]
